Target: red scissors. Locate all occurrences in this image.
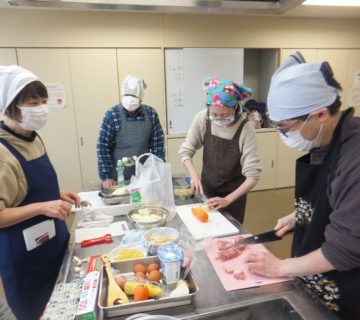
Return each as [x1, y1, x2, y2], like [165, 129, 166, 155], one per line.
[81, 233, 113, 247]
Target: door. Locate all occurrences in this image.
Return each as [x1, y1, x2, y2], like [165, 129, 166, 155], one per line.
[68, 49, 119, 191]
[252, 131, 277, 191]
[17, 49, 83, 191]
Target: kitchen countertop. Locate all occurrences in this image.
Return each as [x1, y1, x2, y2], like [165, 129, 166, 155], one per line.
[53, 196, 340, 320]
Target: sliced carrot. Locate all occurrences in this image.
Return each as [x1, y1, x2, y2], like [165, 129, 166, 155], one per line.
[191, 207, 209, 223]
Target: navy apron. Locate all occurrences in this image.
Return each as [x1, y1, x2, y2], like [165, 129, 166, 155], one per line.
[201, 118, 248, 223]
[292, 109, 360, 319]
[112, 105, 152, 180]
[0, 137, 69, 320]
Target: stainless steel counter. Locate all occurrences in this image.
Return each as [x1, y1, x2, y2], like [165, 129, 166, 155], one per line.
[56, 200, 340, 320]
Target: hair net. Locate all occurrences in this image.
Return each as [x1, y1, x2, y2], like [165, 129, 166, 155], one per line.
[267, 52, 339, 122]
[121, 75, 146, 100]
[0, 65, 38, 114]
[204, 76, 252, 108]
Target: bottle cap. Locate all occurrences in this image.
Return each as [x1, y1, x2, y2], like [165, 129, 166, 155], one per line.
[117, 160, 124, 167]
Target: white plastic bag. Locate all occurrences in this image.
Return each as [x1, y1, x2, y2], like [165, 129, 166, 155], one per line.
[128, 153, 176, 220]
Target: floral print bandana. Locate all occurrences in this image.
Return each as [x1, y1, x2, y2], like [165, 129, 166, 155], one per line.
[204, 76, 252, 108]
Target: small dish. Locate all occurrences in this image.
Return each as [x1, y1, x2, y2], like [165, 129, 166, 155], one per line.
[173, 186, 194, 200]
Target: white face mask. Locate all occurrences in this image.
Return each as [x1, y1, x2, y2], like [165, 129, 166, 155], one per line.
[209, 115, 234, 128]
[19, 104, 49, 131]
[280, 116, 322, 152]
[122, 96, 140, 112]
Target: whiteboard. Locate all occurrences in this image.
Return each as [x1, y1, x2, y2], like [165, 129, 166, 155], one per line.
[165, 48, 244, 134]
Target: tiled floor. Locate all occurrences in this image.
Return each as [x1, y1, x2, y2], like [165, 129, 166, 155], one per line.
[244, 187, 295, 259]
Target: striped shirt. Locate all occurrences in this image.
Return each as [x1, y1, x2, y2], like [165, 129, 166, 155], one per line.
[97, 104, 165, 181]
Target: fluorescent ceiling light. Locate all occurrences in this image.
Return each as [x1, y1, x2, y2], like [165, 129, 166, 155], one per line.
[303, 0, 360, 6]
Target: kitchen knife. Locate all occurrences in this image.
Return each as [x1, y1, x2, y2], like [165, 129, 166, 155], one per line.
[237, 230, 282, 245]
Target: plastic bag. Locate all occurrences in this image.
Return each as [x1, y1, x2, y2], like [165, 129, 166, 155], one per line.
[128, 153, 176, 220]
[77, 207, 113, 228]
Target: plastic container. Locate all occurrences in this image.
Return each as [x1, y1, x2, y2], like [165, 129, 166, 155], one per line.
[143, 227, 179, 256]
[116, 160, 125, 186]
[109, 243, 148, 262]
[127, 206, 168, 230]
[157, 243, 183, 284]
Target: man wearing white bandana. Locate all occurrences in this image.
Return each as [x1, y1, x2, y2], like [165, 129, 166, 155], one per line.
[97, 75, 165, 188]
[0, 65, 80, 320]
[244, 52, 360, 319]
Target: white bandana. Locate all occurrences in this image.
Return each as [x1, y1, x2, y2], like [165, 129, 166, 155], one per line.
[267, 52, 338, 122]
[0, 65, 38, 114]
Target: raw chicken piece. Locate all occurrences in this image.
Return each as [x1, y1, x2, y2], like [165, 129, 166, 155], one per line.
[216, 247, 245, 261]
[223, 266, 234, 274]
[233, 270, 246, 280]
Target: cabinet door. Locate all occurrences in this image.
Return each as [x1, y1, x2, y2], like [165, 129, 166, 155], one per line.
[167, 137, 203, 175]
[276, 135, 304, 188]
[68, 49, 119, 191]
[347, 49, 360, 116]
[116, 49, 166, 133]
[17, 49, 83, 192]
[253, 131, 277, 191]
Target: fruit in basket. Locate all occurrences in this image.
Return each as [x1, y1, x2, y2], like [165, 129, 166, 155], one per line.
[124, 281, 163, 297]
[134, 285, 149, 302]
[146, 269, 161, 282]
[191, 207, 209, 223]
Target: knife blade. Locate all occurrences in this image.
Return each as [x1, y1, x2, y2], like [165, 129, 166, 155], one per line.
[237, 230, 282, 245]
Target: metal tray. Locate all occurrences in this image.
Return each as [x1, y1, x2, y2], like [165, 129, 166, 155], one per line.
[98, 256, 198, 318]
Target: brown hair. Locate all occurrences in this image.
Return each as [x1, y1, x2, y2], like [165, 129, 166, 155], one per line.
[5, 81, 48, 122]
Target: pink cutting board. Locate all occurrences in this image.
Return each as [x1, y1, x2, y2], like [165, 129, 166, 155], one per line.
[204, 235, 291, 291]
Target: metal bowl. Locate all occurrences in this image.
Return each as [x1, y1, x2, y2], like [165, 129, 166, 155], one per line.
[98, 186, 130, 205]
[173, 185, 194, 201]
[127, 205, 169, 230]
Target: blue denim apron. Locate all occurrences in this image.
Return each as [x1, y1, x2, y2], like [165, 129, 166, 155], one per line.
[0, 138, 69, 320]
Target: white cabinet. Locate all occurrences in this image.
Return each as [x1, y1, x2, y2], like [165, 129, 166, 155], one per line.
[68, 49, 119, 191]
[17, 49, 83, 192]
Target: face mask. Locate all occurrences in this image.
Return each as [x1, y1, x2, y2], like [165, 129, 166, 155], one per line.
[122, 96, 140, 112]
[280, 116, 322, 152]
[209, 115, 234, 128]
[19, 104, 49, 131]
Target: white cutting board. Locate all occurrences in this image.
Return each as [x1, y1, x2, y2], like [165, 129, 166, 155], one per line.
[176, 204, 239, 240]
[74, 221, 129, 243]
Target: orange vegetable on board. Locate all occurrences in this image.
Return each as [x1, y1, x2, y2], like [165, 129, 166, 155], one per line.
[134, 285, 149, 302]
[191, 207, 209, 223]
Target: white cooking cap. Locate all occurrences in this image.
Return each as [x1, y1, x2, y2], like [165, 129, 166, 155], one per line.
[267, 52, 339, 122]
[121, 75, 146, 100]
[0, 65, 38, 114]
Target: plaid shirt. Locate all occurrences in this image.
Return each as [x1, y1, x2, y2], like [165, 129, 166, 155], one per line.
[97, 104, 165, 180]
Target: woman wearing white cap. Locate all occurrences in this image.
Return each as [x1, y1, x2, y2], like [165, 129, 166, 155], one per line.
[97, 75, 165, 188]
[245, 52, 360, 319]
[0, 65, 80, 320]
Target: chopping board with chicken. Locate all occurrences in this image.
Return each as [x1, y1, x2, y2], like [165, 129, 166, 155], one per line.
[176, 204, 239, 241]
[204, 234, 290, 291]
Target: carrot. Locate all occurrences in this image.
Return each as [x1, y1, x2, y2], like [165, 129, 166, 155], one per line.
[191, 207, 209, 223]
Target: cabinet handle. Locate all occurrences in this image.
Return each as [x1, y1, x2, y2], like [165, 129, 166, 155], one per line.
[80, 136, 84, 146]
[271, 160, 274, 168]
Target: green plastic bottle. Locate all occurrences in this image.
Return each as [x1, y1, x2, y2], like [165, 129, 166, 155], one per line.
[130, 188, 142, 208]
[116, 160, 125, 186]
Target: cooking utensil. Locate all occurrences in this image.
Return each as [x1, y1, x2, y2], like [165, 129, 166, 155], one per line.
[101, 254, 129, 306]
[98, 186, 130, 206]
[80, 233, 113, 247]
[237, 230, 282, 245]
[127, 205, 169, 230]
